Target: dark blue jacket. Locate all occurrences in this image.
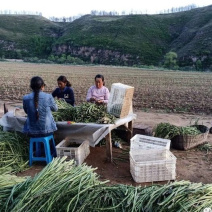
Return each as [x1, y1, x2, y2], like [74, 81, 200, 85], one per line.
[52, 86, 75, 106]
[23, 91, 58, 135]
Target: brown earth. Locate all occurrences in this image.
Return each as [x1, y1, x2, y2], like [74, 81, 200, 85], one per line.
[85, 110, 212, 185]
[1, 101, 212, 185]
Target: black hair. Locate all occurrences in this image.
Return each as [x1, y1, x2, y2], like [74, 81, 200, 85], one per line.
[57, 75, 71, 87]
[30, 76, 45, 120]
[95, 74, 105, 86]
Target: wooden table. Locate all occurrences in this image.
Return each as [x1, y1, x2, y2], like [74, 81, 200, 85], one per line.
[105, 120, 133, 162]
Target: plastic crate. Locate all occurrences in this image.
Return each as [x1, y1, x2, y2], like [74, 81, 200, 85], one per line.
[107, 83, 134, 118]
[130, 134, 170, 150]
[56, 139, 90, 165]
[130, 149, 176, 183]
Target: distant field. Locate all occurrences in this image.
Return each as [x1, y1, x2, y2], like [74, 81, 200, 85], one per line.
[0, 62, 212, 114]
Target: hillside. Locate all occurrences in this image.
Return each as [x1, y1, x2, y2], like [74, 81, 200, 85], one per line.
[0, 6, 212, 68]
[54, 15, 172, 65]
[54, 5, 212, 67]
[0, 15, 62, 58]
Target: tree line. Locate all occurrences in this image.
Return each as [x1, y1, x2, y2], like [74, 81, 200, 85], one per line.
[0, 4, 197, 23]
[0, 10, 42, 16]
[49, 4, 197, 22]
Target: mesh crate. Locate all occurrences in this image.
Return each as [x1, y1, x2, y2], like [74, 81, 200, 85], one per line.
[107, 83, 134, 118]
[130, 134, 170, 150]
[56, 139, 90, 165]
[130, 149, 176, 183]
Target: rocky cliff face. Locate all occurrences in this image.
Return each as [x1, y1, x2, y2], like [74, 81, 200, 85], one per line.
[0, 40, 16, 51]
[52, 44, 140, 65]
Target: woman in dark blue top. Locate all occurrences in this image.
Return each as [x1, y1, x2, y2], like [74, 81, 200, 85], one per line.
[52, 75, 75, 106]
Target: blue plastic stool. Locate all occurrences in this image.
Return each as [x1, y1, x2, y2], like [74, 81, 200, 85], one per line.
[29, 135, 56, 166]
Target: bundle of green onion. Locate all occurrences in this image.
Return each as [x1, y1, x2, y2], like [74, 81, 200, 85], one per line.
[0, 129, 29, 174]
[1, 157, 212, 211]
[154, 123, 201, 139]
[53, 100, 116, 124]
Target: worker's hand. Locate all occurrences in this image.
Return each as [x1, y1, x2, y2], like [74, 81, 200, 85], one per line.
[90, 97, 96, 102]
[58, 98, 65, 102]
[96, 100, 104, 105]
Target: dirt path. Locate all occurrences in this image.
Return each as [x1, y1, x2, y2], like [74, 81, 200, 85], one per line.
[1, 101, 212, 185]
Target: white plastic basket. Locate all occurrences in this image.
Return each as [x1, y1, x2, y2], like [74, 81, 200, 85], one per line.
[56, 139, 90, 165]
[130, 149, 176, 183]
[130, 134, 170, 150]
[107, 83, 134, 118]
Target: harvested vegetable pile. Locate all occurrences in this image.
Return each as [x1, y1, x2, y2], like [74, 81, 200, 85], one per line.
[0, 173, 26, 188]
[0, 157, 106, 211]
[198, 142, 212, 153]
[53, 100, 116, 124]
[0, 157, 212, 212]
[0, 128, 29, 174]
[154, 123, 202, 139]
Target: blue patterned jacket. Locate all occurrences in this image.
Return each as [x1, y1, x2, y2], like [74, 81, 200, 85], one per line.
[23, 91, 58, 136]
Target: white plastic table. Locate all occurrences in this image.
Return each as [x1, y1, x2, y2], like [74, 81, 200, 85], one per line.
[0, 111, 136, 162]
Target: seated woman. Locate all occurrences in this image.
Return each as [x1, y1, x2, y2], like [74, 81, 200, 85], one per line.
[23, 76, 58, 137]
[86, 74, 110, 104]
[52, 75, 75, 106]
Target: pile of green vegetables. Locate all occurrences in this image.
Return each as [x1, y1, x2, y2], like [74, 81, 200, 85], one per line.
[0, 157, 211, 212]
[0, 157, 106, 211]
[154, 123, 202, 139]
[198, 142, 212, 153]
[0, 128, 29, 174]
[53, 100, 116, 124]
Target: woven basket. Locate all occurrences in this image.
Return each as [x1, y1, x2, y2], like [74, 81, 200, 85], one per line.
[171, 125, 209, 150]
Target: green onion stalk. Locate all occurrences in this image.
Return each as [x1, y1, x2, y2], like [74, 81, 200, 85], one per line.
[0, 157, 212, 211]
[0, 128, 29, 175]
[53, 100, 116, 124]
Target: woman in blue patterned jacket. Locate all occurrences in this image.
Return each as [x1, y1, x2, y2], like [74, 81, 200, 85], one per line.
[23, 76, 58, 137]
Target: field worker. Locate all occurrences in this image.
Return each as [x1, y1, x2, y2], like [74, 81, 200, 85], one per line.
[86, 74, 110, 104]
[23, 76, 58, 137]
[52, 75, 75, 106]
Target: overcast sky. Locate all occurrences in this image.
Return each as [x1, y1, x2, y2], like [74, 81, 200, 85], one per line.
[1, 0, 211, 18]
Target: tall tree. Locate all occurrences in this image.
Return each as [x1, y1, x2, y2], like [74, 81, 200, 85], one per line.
[164, 52, 178, 69]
